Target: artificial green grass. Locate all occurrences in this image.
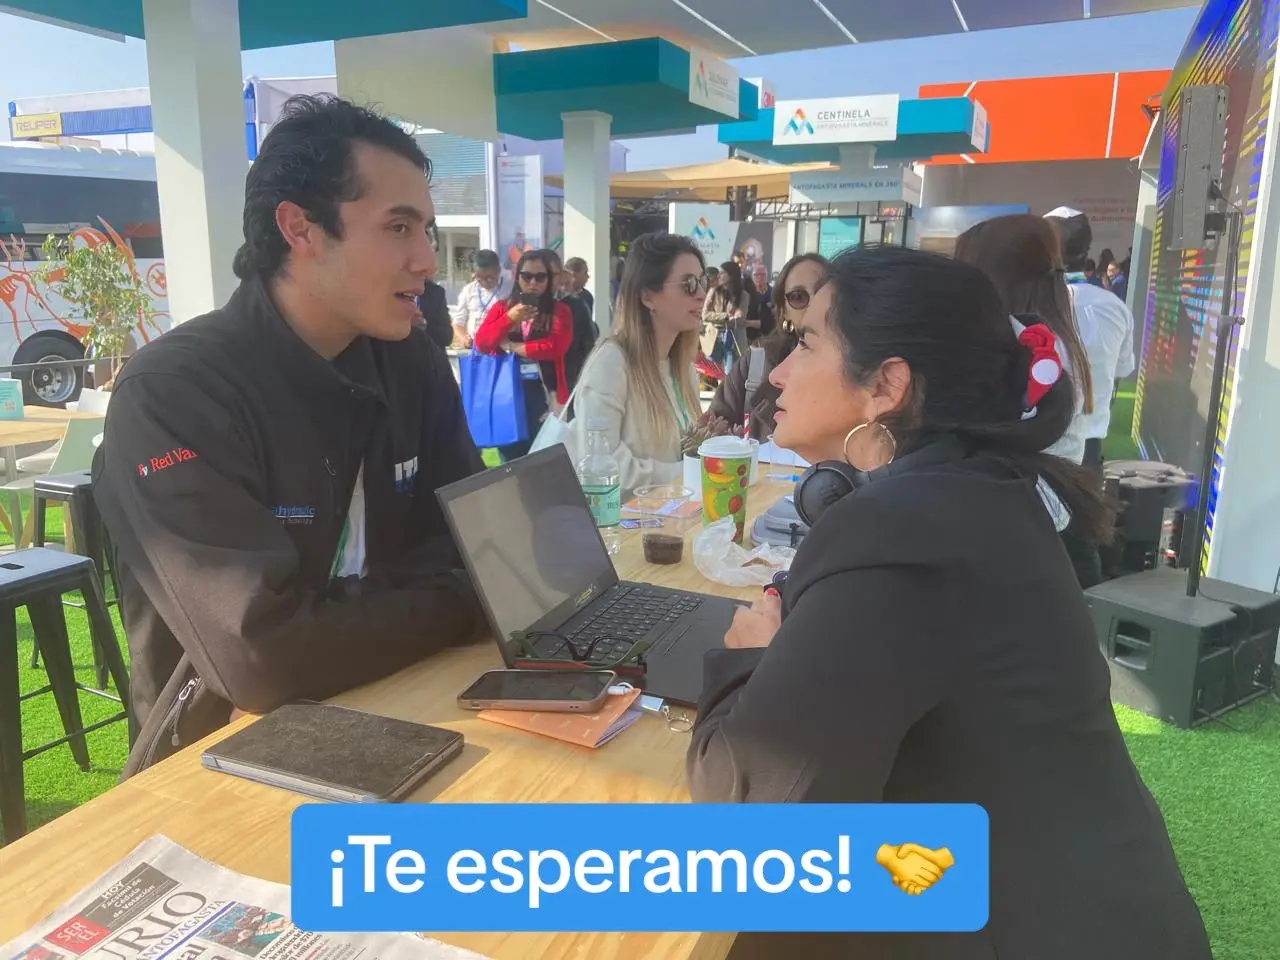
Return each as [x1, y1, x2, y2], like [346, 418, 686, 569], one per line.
[1116, 699, 1280, 960]
[7, 600, 131, 834]
[1103, 380, 1141, 462]
[0, 497, 131, 836]
[3, 442, 1278, 958]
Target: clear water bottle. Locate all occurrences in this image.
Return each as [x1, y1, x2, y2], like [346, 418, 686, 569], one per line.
[578, 418, 621, 555]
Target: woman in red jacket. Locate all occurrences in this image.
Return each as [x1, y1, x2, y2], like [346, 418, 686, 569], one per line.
[473, 248, 574, 460]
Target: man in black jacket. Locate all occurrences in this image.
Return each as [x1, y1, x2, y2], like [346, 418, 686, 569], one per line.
[92, 94, 486, 777]
[417, 279, 455, 350]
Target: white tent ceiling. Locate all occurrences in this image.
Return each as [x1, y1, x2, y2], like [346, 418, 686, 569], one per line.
[479, 0, 1198, 59]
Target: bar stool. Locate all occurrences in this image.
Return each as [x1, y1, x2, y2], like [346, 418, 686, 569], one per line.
[0, 548, 131, 844]
[33, 469, 116, 596]
[30, 470, 117, 689]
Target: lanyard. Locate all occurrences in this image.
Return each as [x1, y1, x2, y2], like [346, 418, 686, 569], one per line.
[475, 284, 498, 316]
[669, 364, 692, 432]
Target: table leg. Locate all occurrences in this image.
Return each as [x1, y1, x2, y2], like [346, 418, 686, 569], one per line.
[0, 606, 27, 842]
[3, 445, 19, 548]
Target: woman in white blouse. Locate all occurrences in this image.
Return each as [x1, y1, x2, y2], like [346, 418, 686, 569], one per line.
[954, 214, 1103, 586]
[566, 233, 706, 497]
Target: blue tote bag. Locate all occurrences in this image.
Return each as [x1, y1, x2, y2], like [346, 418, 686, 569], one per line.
[459, 349, 529, 448]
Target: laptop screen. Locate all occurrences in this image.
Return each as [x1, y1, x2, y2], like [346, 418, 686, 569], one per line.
[437, 447, 616, 658]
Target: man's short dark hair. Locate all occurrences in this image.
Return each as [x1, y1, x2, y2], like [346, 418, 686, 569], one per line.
[233, 94, 432, 280]
[565, 257, 588, 272]
[473, 249, 500, 270]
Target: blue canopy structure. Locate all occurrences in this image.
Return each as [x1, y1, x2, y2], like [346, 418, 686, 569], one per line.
[719, 97, 990, 164]
[0, 0, 527, 48]
[494, 38, 759, 141]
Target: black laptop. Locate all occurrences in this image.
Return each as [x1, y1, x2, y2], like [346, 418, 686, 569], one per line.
[435, 446, 745, 705]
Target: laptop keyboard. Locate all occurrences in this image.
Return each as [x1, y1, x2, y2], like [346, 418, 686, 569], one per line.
[567, 585, 704, 660]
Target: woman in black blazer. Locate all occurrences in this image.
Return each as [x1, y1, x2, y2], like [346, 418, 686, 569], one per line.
[687, 246, 1211, 960]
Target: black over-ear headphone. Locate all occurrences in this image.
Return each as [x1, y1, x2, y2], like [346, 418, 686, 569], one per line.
[793, 434, 972, 527]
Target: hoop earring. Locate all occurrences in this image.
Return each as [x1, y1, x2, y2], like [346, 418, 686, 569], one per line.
[843, 421, 897, 470]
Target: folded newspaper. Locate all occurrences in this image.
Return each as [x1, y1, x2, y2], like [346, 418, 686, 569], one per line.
[0, 835, 491, 960]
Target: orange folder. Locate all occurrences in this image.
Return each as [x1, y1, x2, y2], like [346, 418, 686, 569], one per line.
[478, 688, 643, 748]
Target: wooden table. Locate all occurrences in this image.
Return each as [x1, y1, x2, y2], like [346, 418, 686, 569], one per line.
[0, 407, 102, 543]
[0, 406, 99, 466]
[0, 479, 793, 960]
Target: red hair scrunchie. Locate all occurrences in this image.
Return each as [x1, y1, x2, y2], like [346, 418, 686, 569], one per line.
[1017, 323, 1061, 418]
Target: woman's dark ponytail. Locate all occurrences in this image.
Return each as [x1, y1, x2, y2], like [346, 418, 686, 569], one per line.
[945, 344, 1115, 546]
[825, 246, 1116, 546]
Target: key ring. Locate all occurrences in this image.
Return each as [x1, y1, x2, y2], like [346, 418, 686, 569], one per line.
[661, 705, 694, 733]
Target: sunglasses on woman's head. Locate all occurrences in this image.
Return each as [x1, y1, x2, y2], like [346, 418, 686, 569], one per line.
[520, 271, 549, 284]
[784, 287, 811, 311]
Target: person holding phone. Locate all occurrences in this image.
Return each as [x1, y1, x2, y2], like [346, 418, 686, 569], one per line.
[473, 249, 574, 461]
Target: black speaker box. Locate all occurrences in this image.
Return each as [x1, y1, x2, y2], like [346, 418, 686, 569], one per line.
[1085, 566, 1279, 729]
[1100, 460, 1196, 578]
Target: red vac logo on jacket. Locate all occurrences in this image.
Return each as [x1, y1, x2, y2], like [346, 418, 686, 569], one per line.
[137, 447, 198, 477]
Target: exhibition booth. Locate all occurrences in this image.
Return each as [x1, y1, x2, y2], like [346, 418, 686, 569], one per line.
[4, 0, 1276, 648]
[702, 92, 988, 271]
[3, 3, 1280, 958]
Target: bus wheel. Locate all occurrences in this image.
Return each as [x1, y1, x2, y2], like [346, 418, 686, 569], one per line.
[14, 335, 84, 407]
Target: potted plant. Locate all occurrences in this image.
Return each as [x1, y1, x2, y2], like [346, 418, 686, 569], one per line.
[36, 229, 156, 392]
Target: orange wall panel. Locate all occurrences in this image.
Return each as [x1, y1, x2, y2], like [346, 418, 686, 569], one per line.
[920, 69, 1170, 165]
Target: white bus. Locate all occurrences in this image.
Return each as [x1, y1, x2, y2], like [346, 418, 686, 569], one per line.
[0, 142, 169, 405]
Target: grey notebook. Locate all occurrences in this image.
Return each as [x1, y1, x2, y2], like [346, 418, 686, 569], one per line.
[201, 702, 464, 803]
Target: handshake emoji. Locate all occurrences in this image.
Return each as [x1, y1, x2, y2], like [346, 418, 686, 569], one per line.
[876, 843, 955, 895]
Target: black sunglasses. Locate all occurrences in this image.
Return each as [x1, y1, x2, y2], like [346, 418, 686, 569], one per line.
[784, 287, 812, 311]
[673, 275, 711, 296]
[515, 630, 649, 671]
[519, 270, 549, 284]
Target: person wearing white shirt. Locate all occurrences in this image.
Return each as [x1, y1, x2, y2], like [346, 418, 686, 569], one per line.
[955, 214, 1105, 586]
[450, 249, 511, 346]
[1045, 207, 1137, 473]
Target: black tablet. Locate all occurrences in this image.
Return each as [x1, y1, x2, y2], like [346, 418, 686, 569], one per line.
[200, 702, 464, 803]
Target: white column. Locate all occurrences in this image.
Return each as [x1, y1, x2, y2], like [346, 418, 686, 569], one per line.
[838, 144, 877, 170]
[484, 141, 500, 258]
[142, 0, 246, 323]
[336, 26, 499, 140]
[443, 228, 456, 291]
[562, 111, 612, 329]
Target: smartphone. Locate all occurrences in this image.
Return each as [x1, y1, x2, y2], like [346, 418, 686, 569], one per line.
[458, 669, 617, 712]
[518, 292, 540, 308]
